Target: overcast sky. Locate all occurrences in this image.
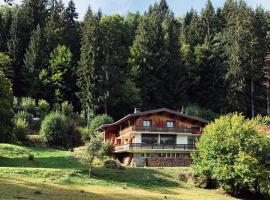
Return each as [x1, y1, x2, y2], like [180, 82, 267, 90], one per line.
[1, 0, 270, 20]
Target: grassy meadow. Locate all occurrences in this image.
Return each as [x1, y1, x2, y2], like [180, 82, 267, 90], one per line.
[0, 144, 236, 200]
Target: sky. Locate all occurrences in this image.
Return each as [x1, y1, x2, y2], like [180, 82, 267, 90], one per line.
[2, 0, 270, 20]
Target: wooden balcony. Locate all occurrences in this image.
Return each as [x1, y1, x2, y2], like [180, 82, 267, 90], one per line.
[112, 143, 196, 152]
[120, 126, 201, 135]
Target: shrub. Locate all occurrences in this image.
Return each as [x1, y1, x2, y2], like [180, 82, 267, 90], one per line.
[20, 97, 36, 113]
[14, 118, 29, 140]
[28, 154, 34, 161]
[40, 112, 69, 147]
[14, 111, 32, 124]
[78, 127, 91, 142]
[0, 69, 14, 142]
[61, 101, 74, 118]
[193, 113, 270, 196]
[88, 114, 113, 136]
[68, 121, 82, 147]
[103, 159, 125, 170]
[37, 99, 50, 119]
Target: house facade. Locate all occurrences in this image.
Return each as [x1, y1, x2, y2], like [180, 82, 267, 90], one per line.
[97, 108, 208, 167]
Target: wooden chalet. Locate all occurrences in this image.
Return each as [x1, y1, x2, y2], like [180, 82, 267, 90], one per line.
[97, 108, 208, 167]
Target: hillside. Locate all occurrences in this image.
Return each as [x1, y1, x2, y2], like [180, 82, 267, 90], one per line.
[0, 144, 236, 200]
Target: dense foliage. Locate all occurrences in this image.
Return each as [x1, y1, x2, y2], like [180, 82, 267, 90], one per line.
[193, 114, 270, 196]
[40, 112, 69, 147]
[88, 114, 113, 136]
[1, 0, 269, 121]
[0, 69, 14, 142]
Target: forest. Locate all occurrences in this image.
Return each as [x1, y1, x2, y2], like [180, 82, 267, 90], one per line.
[0, 0, 270, 121]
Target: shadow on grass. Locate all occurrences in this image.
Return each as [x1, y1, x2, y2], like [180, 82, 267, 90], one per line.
[0, 156, 82, 169]
[0, 178, 165, 200]
[90, 167, 185, 190]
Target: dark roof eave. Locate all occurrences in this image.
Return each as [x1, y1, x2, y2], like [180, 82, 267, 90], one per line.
[96, 108, 209, 131]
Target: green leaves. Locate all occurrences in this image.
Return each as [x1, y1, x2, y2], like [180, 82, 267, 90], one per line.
[193, 113, 270, 195]
[0, 69, 14, 142]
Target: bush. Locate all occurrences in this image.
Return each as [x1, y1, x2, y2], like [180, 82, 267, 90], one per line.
[68, 121, 82, 147]
[40, 112, 69, 147]
[14, 111, 32, 124]
[28, 154, 34, 161]
[61, 101, 74, 118]
[103, 159, 125, 170]
[88, 114, 113, 136]
[37, 99, 50, 119]
[193, 113, 270, 196]
[184, 104, 217, 121]
[0, 69, 14, 142]
[14, 118, 29, 140]
[20, 97, 36, 113]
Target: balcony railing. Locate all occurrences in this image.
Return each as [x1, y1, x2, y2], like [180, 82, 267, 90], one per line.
[112, 143, 196, 152]
[119, 126, 201, 135]
[134, 126, 194, 133]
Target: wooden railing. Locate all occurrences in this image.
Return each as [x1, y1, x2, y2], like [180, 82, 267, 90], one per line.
[134, 126, 194, 133]
[113, 143, 196, 152]
[119, 126, 201, 135]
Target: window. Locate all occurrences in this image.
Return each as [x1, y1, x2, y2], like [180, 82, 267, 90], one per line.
[141, 153, 150, 158]
[188, 138, 194, 144]
[142, 134, 158, 144]
[166, 153, 171, 158]
[160, 134, 176, 144]
[167, 121, 174, 128]
[143, 120, 151, 127]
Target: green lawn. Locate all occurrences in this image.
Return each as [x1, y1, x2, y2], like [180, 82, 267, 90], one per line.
[0, 144, 237, 200]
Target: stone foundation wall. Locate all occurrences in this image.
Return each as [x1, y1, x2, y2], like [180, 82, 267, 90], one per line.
[146, 154, 191, 167]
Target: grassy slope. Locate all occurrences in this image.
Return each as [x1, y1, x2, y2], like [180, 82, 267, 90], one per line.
[0, 144, 236, 200]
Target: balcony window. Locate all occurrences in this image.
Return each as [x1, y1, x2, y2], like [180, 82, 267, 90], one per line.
[142, 134, 158, 144]
[143, 120, 151, 127]
[188, 138, 194, 144]
[166, 121, 174, 128]
[160, 134, 176, 144]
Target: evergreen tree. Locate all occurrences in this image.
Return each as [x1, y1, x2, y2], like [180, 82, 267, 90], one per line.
[223, 0, 253, 114]
[99, 15, 129, 114]
[129, 10, 168, 109]
[77, 8, 103, 120]
[44, 0, 65, 55]
[0, 69, 14, 142]
[23, 24, 43, 99]
[0, 5, 13, 52]
[201, 0, 216, 40]
[62, 0, 81, 62]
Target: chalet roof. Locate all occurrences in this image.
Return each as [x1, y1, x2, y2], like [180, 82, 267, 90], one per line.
[96, 108, 209, 131]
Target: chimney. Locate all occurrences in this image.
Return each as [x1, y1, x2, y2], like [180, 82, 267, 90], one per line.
[134, 108, 141, 113]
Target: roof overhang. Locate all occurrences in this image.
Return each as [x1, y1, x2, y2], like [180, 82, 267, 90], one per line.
[96, 108, 209, 132]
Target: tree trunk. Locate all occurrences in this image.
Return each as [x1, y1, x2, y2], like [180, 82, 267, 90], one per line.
[88, 156, 95, 178]
[251, 79, 255, 118]
[267, 84, 270, 115]
[104, 103, 107, 114]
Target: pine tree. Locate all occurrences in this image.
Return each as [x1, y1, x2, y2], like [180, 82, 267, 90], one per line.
[62, 0, 81, 62]
[77, 8, 103, 120]
[129, 9, 168, 109]
[23, 24, 43, 99]
[201, 0, 216, 40]
[44, 0, 65, 54]
[223, 0, 253, 114]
